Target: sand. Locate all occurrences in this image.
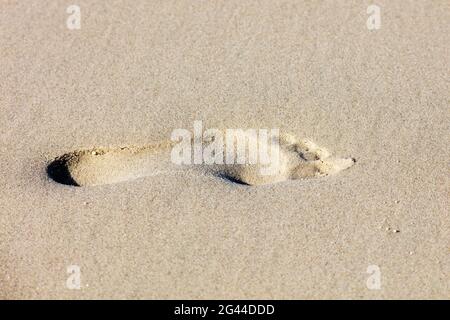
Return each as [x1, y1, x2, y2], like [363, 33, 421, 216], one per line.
[0, 0, 448, 299]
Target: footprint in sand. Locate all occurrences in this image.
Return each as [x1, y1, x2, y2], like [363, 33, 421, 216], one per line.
[47, 133, 355, 187]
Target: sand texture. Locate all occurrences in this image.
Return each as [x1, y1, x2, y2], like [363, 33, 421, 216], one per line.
[0, 0, 449, 299]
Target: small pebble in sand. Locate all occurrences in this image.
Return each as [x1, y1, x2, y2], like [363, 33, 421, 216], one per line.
[385, 227, 400, 233]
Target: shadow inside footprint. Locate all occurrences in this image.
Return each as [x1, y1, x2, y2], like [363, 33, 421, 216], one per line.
[47, 157, 79, 186]
[216, 173, 251, 186]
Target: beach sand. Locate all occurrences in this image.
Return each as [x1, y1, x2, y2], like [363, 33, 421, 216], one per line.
[0, 0, 448, 299]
